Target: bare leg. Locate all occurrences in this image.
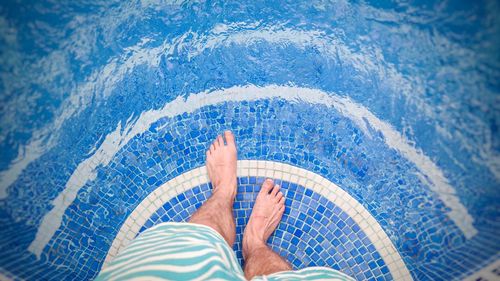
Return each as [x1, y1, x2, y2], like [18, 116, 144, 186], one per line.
[189, 131, 237, 246]
[243, 179, 292, 280]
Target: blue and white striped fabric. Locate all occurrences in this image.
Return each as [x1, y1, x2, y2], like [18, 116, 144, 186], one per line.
[97, 222, 354, 281]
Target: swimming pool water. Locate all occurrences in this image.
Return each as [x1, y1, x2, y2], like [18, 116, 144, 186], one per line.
[0, 0, 499, 280]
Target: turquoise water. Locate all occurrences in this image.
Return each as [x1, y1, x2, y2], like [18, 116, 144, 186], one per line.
[0, 0, 499, 280]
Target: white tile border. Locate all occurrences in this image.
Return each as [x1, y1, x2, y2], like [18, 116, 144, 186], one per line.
[102, 160, 413, 280]
[463, 258, 500, 281]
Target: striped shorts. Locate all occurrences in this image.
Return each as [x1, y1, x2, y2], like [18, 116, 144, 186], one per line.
[97, 222, 354, 281]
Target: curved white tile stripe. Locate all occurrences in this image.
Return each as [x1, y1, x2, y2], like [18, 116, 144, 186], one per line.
[5, 4, 495, 202]
[29, 84, 476, 259]
[102, 160, 413, 281]
[463, 258, 500, 281]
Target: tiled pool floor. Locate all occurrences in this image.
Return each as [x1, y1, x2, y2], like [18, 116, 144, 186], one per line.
[105, 161, 412, 281]
[146, 179, 391, 280]
[1, 0, 499, 280]
[3, 99, 496, 281]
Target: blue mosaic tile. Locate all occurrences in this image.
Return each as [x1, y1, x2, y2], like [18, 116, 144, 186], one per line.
[0, 29, 497, 281]
[140, 177, 391, 281]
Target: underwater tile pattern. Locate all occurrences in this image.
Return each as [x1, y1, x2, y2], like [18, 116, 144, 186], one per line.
[1, 100, 498, 281]
[1, 0, 499, 279]
[105, 160, 412, 281]
[152, 181, 389, 280]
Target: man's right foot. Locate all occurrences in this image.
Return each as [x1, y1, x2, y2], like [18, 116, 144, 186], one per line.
[243, 178, 285, 259]
[205, 130, 237, 201]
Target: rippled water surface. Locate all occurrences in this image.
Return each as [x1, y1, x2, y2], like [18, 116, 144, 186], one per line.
[0, 0, 499, 280]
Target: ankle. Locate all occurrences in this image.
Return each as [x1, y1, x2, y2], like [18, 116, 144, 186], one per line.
[212, 184, 236, 200]
[215, 178, 237, 191]
[243, 236, 267, 260]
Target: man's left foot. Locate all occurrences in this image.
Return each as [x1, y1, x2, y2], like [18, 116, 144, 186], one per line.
[206, 131, 238, 201]
[242, 178, 285, 259]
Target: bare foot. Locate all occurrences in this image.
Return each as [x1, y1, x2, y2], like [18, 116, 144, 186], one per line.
[243, 178, 285, 259]
[206, 130, 237, 201]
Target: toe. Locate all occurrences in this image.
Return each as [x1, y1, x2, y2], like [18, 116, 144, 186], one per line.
[278, 196, 285, 205]
[224, 130, 236, 146]
[216, 135, 223, 147]
[260, 178, 274, 194]
[275, 191, 284, 202]
[210, 144, 216, 152]
[270, 184, 280, 196]
[206, 150, 211, 157]
[279, 204, 285, 213]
